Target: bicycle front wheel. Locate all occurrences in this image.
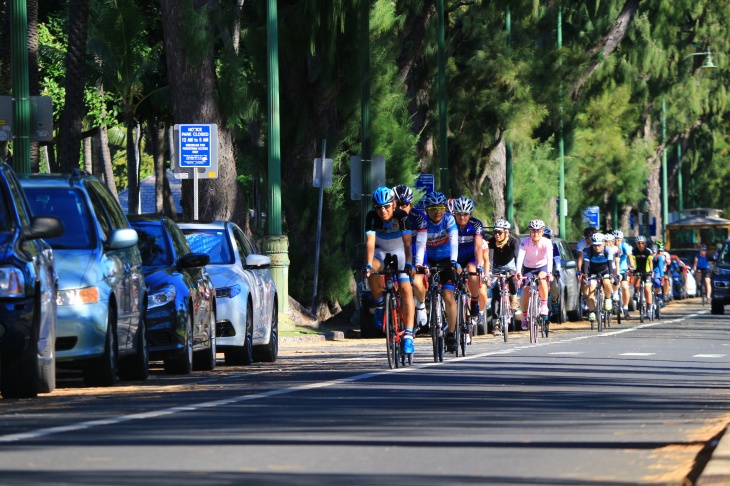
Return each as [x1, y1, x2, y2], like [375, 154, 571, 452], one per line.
[542, 317, 549, 338]
[429, 293, 440, 363]
[502, 316, 509, 342]
[596, 290, 603, 332]
[385, 294, 397, 369]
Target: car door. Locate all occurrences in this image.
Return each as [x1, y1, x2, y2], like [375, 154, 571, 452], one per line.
[231, 225, 268, 338]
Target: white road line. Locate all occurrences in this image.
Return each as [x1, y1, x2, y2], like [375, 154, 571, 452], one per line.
[549, 352, 584, 355]
[693, 354, 727, 358]
[0, 309, 710, 444]
[619, 353, 655, 356]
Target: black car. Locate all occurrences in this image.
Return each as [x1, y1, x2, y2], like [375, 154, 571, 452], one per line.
[129, 215, 217, 374]
[0, 163, 63, 398]
[711, 238, 730, 315]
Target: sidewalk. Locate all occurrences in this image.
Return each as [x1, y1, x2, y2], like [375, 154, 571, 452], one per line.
[697, 425, 730, 485]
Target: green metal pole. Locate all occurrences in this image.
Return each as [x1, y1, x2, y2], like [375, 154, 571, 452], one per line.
[10, 0, 30, 174]
[360, 0, 371, 243]
[677, 142, 683, 213]
[437, 0, 448, 192]
[613, 195, 618, 231]
[264, 0, 290, 323]
[505, 5, 513, 227]
[661, 96, 668, 240]
[558, 4, 565, 238]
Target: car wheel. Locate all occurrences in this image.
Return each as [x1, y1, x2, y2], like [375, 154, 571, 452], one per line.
[83, 309, 118, 387]
[194, 308, 217, 371]
[38, 356, 56, 394]
[165, 314, 193, 375]
[711, 299, 725, 315]
[254, 303, 278, 363]
[225, 305, 254, 366]
[118, 314, 150, 381]
[1, 342, 39, 399]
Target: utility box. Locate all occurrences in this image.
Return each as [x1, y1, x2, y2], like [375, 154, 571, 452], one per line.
[0, 96, 54, 143]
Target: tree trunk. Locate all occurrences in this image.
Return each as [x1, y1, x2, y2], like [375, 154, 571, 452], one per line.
[159, 0, 244, 223]
[150, 120, 166, 215]
[125, 119, 139, 214]
[91, 131, 103, 179]
[83, 136, 92, 172]
[485, 134, 506, 221]
[58, 0, 90, 172]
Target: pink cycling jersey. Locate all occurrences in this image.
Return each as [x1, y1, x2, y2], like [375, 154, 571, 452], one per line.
[516, 236, 553, 273]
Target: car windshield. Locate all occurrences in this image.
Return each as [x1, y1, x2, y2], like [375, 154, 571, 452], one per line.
[719, 244, 730, 265]
[182, 229, 234, 264]
[24, 187, 96, 249]
[133, 224, 172, 267]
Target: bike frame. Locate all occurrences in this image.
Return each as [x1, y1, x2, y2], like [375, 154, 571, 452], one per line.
[493, 273, 513, 342]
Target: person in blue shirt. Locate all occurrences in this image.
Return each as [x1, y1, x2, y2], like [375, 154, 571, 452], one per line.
[652, 242, 668, 306]
[413, 191, 460, 353]
[452, 197, 486, 325]
[612, 230, 633, 318]
[693, 243, 712, 301]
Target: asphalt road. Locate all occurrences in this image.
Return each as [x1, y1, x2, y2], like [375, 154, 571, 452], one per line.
[0, 298, 728, 485]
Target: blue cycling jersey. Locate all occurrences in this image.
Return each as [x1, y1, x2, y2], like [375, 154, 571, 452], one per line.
[696, 253, 710, 270]
[456, 216, 484, 266]
[617, 241, 632, 272]
[422, 212, 458, 262]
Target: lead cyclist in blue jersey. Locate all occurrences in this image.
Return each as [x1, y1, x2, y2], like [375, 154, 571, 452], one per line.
[612, 230, 633, 318]
[693, 244, 712, 301]
[413, 191, 460, 353]
[362, 186, 416, 354]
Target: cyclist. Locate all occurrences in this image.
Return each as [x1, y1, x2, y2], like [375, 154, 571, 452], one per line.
[653, 242, 669, 306]
[452, 198, 486, 344]
[413, 191, 460, 353]
[487, 219, 520, 313]
[581, 233, 617, 323]
[693, 244, 712, 301]
[393, 184, 428, 330]
[543, 228, 562, 315]
[612, 230, 633, 318]
[576, 227, 598, 316]
[603, 233, 621, 304]
[515, 219, 553, 330]
[632, 236, 654, 316]
[362, 186, 416, 354]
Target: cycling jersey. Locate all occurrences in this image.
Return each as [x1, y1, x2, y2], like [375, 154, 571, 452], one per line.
[456, 216, 484, 266]
[581, 246, 615, 276]
[407, 208, 428, 265]
[365, 208, 411, 271]
[516, 236, 553, 274]
[633, 247, 653, 273]
[695, 253, 710, 270]
[616, 241, 632, 272]
[418, 212, 458, 264]
[488, 234, 519, 269]
[653, 252, 667, 278]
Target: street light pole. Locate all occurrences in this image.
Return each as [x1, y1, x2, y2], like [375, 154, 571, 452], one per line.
[558, 3, 565, 238]
[505, 5, 513, 227]
[10, 0, 30, 174]
[661, 96, 668, 240]
[677, 143, 683, 213]
[437, 0, 448, 192]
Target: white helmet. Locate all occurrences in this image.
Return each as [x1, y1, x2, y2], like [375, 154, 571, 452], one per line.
[591, 233, 605, 245]
[604, 233, 616, 242]
[612, 230, 624, 239]
[452, 197, 475, 214]
[494, 219, 511, 230]
[528, 219, 545, 230]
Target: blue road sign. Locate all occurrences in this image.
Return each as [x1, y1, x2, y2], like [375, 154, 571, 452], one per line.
[179, 125, 212, 168]
[414, 174, 435, 210]
[583, 206, 600, 228]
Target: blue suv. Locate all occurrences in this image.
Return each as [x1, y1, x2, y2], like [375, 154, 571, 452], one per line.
[0, 163, 63, 398]
[21, 171, 149, 387]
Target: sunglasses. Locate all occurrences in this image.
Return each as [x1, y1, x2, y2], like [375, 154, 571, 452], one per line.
[374, 203, 393, 210]
[493, 231, 505, 235]
[529, 229, 543, 233]
[426, 206, 446, 211]
[454, 212, 470, 217]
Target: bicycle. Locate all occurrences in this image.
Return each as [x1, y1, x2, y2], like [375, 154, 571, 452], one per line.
[696, 269, 709, 305]
[368, 254, 410, 369]
[633, 271, 654, 324]
[522, 275, 548, 343]
[454, 269, 481, 356]
[425, 267, 447, 363]
[491, 272, 515, 343]
[585, 274, 612, 332]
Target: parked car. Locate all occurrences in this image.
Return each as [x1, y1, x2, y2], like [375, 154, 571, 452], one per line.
[178, 221, 278, 364]
[20, 171, 149, 387]
[129, 215, 216, 374]
[711, 238, 730, 315]
[0, 163, 63, 398]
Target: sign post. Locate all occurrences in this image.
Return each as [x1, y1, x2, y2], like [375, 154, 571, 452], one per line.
[311, 140, 331, 315]
[172, 124, 218, 220]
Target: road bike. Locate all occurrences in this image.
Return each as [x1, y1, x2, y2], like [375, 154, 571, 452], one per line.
[612, 278, 624, 325]
[633, 271, 654, 324]
[369, 254, 410, 369]
[586, 274, 612, 332]
[696, 269, 709, 306]
[522, 275, 548, 343]
[425, 267, 447, 363]
[454, 269, 481, 356]
[491, 272, 514, 343]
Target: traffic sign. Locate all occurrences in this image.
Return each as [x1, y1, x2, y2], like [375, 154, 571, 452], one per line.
[172, 124, 218, 180]
[414, 174, 435, 210]
[583, 206, 600, 228]
[313, 158, 333, 188]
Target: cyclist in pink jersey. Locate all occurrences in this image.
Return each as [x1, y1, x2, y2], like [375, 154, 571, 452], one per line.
[515, 219, 553, 329]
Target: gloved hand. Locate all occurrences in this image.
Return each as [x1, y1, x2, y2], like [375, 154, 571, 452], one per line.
[451, 260, 462, 272]
[476, 266, 485, 275]
[362, 263, 372, 277]
[404, 262, 414, 275]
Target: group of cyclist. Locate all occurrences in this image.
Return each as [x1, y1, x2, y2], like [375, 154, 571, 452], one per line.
[362, 183, 711, 356]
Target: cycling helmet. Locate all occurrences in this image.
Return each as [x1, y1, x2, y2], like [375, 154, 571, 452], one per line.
[446, 198, 455, 213]
[612, 230, 624, 239]
[591, 233, 605, 245]
[423, 191, 447, 208]
[584, 227, 598, 237]
[452, 197, 475, 214]
[543, 227, 552, 238]
[528, 219, 546, 230]
[700, 244, 708, 250]
[392, 184, 414, 205]
[604, 233, 616, 242]
[494, 219, 511, 231]
[656, 242, 665, 250]
[372, 186, 394, 206]
[636, 236, 647, 243]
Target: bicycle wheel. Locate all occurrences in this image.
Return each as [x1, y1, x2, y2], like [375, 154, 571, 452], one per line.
[385, 294, 397, 369]
[615, 291, 622, 325]
[429, 292, 440, 363]
[596, 289, 603, 332]
[655, 299, 661, 320]
[502, 315, 509, 343]
[639, 286, 645, 323]
[542, 316, 549, 338]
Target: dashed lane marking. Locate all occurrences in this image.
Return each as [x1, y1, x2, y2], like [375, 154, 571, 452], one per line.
[619, 353, 656, 356]
[693, 354, 727, 358]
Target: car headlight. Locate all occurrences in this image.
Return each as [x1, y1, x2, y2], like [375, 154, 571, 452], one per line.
[714, 268, 730, 276]
[148, 284, 176, 309]
[57, 286, 100, 306]
[216, 284, 241, 299]
[0, 266, 25, 297]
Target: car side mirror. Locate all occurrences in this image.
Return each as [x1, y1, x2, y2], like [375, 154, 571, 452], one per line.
[107, 228, 138, 250]
[565, 260, 577, 269]
[22, 216, 64, 241]
[245, 254, 271, 270]
[178, 252, 210, 269]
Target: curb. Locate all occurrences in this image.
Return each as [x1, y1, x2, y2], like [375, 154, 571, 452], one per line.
[279, 330, 346, 343]
[697, 425, 730, 486]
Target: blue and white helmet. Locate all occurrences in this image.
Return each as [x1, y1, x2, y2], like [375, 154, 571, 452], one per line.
[604, 233, 616, 242]
[591, 233, 605, 245]
[636, 235, 647, 243]
[494, 219, 511, 230]
[612, 230, 624, 239]
[423, 191, 447, 208]
[528, 219, 545, 230]
[372, 186, 394, 206]
[452, 197, 475, 214]
[392, 184, 414, 205]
